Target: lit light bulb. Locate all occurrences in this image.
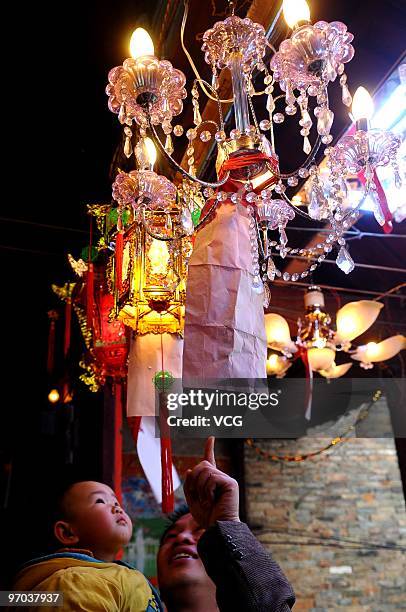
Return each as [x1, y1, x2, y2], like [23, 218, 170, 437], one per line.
[335, 300, 383, 344]
[365, 341, 379, 359]
[148, 238, 169, 275]
[48, 389, 60, 404]
[283, 0, 311, 29]
[352, 86, 374, 122]
[143, 137, 157, 168]
[130, 28, 155, 59]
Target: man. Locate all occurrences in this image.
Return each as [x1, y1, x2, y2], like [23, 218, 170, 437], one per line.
[157, 438, 295, 611]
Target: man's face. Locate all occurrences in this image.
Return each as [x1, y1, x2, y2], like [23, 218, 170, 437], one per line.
[61, 481, 133, 552]
[157, 513, 211, 591]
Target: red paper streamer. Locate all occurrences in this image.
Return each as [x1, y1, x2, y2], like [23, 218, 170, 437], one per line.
[358, 168, 393, 234]
[114, 231, 124, 293]
[160, 394, 174, 514]
[86, 263, 94, 328]
[113, 382, 123, 506]
[127, 416, 142, 447]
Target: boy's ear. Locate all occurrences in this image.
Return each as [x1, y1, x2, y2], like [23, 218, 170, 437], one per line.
[54, 521, 79, 546]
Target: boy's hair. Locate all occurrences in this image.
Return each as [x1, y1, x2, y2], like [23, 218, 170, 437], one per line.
[159, 503, 190, 546]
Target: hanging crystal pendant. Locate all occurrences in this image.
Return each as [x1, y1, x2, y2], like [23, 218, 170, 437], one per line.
[336, 246, 354, 274]
[300, 109, 312, 129]
[394, 169, 402, 189]
[341, 81, 352, 107]
[119, 104, 126, 125]
[165, 214, 172, 231]
[308, 185, 328, 220]
[267, 257, 276, 281]
[252, 275, 264, 294]
[266, 93, 275, 114]
[263, 283, 271, 308]
[371, 195, 385, 226]
[124, 136, 132, 158]
[317, 107, 334, 136]
[303, 135, 311, 154]
[165, 134, 174, 155]
[193, 101, 202, 127]
[180, 207, 194, 234]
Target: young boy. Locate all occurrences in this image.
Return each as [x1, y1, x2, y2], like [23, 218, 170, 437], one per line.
[12, 481, 163, 611]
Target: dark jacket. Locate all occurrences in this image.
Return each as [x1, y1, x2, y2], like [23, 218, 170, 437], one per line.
[198, 521, 295, 611]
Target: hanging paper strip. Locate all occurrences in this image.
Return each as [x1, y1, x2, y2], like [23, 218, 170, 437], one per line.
[113, 381, 123, 505]
[86, 263, 95, 328]
[299, 348, 313, 422]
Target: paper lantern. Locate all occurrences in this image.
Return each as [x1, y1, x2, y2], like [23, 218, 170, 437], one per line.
[335, 300, 383, 343]
[266, 353, 292, 377]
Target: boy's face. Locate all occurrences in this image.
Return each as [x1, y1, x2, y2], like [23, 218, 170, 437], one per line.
[157, 513, 211, 592]
[57, 481, 133, 555]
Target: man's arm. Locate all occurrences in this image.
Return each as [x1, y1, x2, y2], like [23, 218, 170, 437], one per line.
[184, 438, 295, 611]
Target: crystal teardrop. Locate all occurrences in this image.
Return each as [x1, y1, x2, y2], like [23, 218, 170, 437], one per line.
[372, 196, 385, 226]
[267, 257, 276, 281]
[394, 170, 402, 189]
[212, 73, 219, 90]
[279, 227, 288, 247]
[119, 104, 126, 125]
[300, 109, 312, 129]
[193, 102, 202, 126]
[124, 136, 132, 158]
[181, 208, 194, 234]
[341, 83, 352, 107]
[303, 135, 311, 154]
[263, 283, 271, 308]
[317, 107, 334, 136]
[165, 214, 172, 231]
[336, 246, 354, 274]
[165, 134, 174, 155]
[266, 93, 275, 114]
[252, 275, 264, 294]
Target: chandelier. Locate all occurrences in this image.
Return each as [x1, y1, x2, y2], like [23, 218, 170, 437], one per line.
[265, 285, 406, 378]
[104, 0, 403, 380]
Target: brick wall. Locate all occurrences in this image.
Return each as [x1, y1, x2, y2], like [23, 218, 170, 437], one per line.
[244, 403, 406, 611]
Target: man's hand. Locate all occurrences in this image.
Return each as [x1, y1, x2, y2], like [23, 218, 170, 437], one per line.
[183, 437, 240, 528]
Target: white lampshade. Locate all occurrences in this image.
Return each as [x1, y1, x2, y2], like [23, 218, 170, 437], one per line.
[266, 353, 292, 377]
[335, 300, 383, 343]
[264, 313, 297, 353]
[307, 347, 336, 372]
[352, 86, 374, 122]
[319, 362, 353, 379]
[352, 335, 406, 363]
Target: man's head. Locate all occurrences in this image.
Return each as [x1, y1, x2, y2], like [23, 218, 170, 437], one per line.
[53, 481, 132, 562]
[157, 505, 217, 610]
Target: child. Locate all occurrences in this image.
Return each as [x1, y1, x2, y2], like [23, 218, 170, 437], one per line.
[13, 481, 163, 611]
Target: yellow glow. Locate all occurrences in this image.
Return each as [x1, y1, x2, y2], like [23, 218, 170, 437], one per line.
[130, 27, 155, 59]
[335, 300, 383, 343]
[352, 86, 374, 122]
[356, 335, 406, 363]
[292, 195, 302, 205]
[266, 353, 291, 377]
[319, 362, 353, 379]
[143, 137, 157, 167]
[283, 0, 310, 28]
[48, 389, 60, 404]
[148, 239, 169, 275]
[307, 347, 335, 372]
[264, 313, 292, 347]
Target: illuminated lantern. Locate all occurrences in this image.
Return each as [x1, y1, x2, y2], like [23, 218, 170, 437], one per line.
[319, 362, 353, 379]
[352, 335, 406, 367]
[264, 313, 297, 354]
[335, 300, 383, 344]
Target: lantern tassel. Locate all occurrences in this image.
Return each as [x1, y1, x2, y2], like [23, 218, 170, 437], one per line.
[115, 231, 124, 293]
[113, 382, 123, 506]
[86, 263, 95, 328]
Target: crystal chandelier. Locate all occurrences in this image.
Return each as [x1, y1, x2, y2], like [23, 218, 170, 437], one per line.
[106, 0, 402, 287]
[104, 0, 403, 381]
[265, 285, 406, 378]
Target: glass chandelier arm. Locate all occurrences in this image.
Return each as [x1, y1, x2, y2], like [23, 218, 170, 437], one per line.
[148, 120, 230, 188]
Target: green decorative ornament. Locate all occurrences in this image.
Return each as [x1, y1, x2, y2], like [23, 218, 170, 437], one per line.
[153, 370, 174, 391]
[191, 207, 201, 226]
[80, 245, 99, 262]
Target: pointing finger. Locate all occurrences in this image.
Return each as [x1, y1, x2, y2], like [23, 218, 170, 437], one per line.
[204, 436, 216, 468]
